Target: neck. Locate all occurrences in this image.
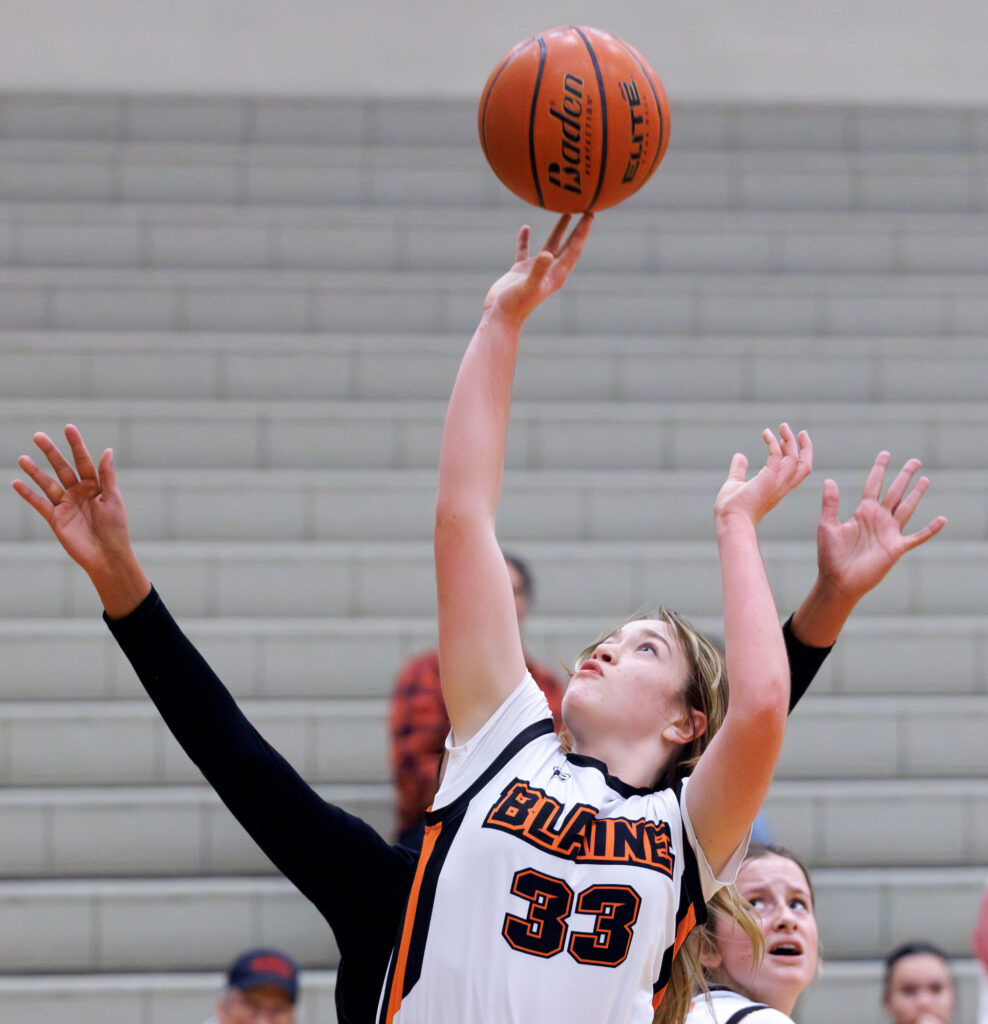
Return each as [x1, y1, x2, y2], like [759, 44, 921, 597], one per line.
[571, 735, 670, 791]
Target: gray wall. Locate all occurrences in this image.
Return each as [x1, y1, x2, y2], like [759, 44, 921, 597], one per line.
[0, 0, 985, 104]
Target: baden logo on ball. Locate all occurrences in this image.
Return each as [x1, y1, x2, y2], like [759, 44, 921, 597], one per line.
[478, 25, 670, 213]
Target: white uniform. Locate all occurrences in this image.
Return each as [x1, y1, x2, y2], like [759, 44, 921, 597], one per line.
[686, 986, 794, 1024]
[377, 674, 744, 1024]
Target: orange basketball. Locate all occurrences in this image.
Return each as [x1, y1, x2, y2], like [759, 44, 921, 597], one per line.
[478, 25, 670, 213]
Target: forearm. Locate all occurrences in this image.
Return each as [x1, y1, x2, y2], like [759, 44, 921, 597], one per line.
[717, 516, 789, 726]
[435, 308, 520, 524]
[788, 573, 860, 649]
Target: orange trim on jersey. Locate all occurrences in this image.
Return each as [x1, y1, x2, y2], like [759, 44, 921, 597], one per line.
[651, 902, 697, 1011]
[384, 819, 442, 1023]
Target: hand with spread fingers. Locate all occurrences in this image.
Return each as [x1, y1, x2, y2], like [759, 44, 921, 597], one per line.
[12, 424, 150, 618]
[790, 451, 947, 648]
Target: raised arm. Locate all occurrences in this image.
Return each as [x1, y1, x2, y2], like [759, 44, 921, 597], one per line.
[434, 214, 592, 742]
[685, 424, 812, 875]
[13, 425, 151, 618]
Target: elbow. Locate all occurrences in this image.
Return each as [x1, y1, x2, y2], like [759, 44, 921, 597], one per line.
[730, 670, 789, 738]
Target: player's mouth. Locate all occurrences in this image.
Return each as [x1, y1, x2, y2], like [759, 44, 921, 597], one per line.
[767, 940, 803, 958]
[576, 660, 603, 676]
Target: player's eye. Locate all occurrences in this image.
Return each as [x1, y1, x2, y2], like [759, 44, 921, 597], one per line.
[639, 642, 657, 654]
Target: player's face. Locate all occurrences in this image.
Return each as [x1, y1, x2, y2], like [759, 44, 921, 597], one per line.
[218, 984, 295, 1024]
[884, 953, 956, 1024]
[713, 854, 818, 1015]
[563, 619, 690, 746]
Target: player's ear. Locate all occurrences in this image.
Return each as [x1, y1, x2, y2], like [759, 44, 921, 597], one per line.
[661, 707, 707, 746]
[698, 943, 722, 971]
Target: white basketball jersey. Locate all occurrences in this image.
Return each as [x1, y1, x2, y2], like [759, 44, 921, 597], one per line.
[377, 674, 740, 1024]
[686, 987, 795, 1024]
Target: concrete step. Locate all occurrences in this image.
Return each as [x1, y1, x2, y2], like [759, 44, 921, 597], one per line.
[2, 203, 988, 274]
[0, 867, 981, 972]
[5, 398, 986, 473]
[0, 784, 392, 878]
[1, 778, 985, 881]
[3, 467, 980, 545]
[2, 94, 985, 152]
[0, 697, 390, 786]
[0, 614, 983, 703]
[0, 971, 339, 1024]
[0, 876, 339, 973]
[0, 137, 985, 211]
[0, 537, 980, 619]
[0, 961, 980, 1024]
[0, 694, 984, 787]
[2, 330, 986, 402]
[2, 264, 987, 334]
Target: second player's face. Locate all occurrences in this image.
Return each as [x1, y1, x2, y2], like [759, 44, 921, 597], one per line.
[562, 619, 690, 746]
[884, 954, 956, 1024]
[712, 854, 819, 1015]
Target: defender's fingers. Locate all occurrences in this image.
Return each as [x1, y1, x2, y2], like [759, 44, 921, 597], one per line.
[881, 457, 923, 512]
[819, 478, 841, 527]
[16, 454, 63, 504]
[11, 477, 54, 522]
[96, 448, 117, 495]
[761, 428, 782, 457]
[901, 515, 947, 552]
[32, 431, 78, 489]
[891, 474, 930, 526]
[64, 424, 99, 482]
[861, 450, 892, 502]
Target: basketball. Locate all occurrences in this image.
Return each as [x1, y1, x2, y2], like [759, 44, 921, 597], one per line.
[478, 25, 670, 213]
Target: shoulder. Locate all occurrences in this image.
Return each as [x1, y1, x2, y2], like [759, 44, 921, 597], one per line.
[686, 989, 793, 1024]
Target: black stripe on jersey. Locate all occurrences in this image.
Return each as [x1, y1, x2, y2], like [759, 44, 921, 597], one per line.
[378, 718, 555, 1020]
[424, 717, 556, 826]
[652, 784, 708, 1002]
[564, 752, 656, 798]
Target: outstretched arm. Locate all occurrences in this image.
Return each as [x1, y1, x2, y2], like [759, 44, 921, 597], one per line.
[686, 424, 812, 875]
[434, 214, 592, 743]
[13, 425, 151, 618]
[789, 450, 946, 650]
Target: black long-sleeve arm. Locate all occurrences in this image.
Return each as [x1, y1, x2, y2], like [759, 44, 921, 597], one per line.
[105, 587, 415, 1024]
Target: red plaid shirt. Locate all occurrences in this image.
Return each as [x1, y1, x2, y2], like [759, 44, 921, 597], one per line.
[388, 648, 564, 838]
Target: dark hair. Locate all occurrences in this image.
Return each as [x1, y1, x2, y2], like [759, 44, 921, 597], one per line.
[883, 941, 954, 999]
[503, 551, 533, 601]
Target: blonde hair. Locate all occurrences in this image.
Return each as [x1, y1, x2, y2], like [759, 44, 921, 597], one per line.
[566, 607, 733, 1024]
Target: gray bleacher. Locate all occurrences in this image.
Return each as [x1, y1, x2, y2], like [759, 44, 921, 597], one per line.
[0, 92, 985, 1024]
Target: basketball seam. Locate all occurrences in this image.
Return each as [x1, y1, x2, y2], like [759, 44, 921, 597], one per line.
[571, 25, 608, 213]
[528, 36, 548, 209]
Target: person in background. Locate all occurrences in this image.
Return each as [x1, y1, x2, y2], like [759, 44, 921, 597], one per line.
[203, 947, 299, 1024]
[388, 550, 564, 847]
[882, 941, 956, 1024]
[687, 842, 819, 1024]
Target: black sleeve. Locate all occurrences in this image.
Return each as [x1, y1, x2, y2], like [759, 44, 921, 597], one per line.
[783, 613, 834, 713]
[105, 588, 416, 1024]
